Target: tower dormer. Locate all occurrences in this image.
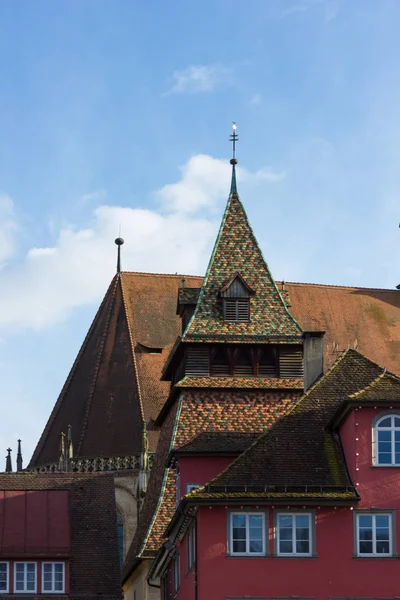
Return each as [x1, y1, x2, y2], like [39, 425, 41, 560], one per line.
[220, 272, 254, 322]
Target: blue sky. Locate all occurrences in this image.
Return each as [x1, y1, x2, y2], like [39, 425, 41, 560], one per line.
[0, 0, 399, 464]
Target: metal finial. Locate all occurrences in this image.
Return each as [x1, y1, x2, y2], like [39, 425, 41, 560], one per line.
[115, 237, 124, 274]
[16, 439, 23, 472]
[229, 122, 239, 194]
[5, 448, 12, 473]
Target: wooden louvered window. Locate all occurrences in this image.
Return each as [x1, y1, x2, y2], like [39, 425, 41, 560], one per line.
[185, 347, 210, 377]
[234, 349, 254, 376]
[279, 347, 303, 378]
[223, 298, 250, 322]
[258, 348, 278, 377]
[211, 348, 231, 377]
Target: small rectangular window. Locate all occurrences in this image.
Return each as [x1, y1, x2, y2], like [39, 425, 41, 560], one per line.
[356, 512, 393, 556]
[229, 512, 265, 555]
[42, 562, 65, 593]
[186, 483, 200, 494]
[187, 522, 196, 572]
[0, 563, 9, 593]
[172, 552, 180, 595]
[277, 513, 312, 556]
[14, 562, 36, 593]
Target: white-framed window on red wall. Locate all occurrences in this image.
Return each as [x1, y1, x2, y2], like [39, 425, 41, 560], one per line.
[374, 413, 400, 466]
[0, 562, 9, 593]
[42, 562, 65, 593]
[14, 562, 36, 593]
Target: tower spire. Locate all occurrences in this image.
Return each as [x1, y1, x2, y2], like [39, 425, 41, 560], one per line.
[115, 237, 125, 274]
[5, 448, 12, 473]
[16, 439, 23, 472]
[229, 122, 239, 195]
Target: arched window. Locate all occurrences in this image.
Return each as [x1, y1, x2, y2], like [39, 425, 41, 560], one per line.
[117, 513, 124, 568]
[375, 414, 400, 466]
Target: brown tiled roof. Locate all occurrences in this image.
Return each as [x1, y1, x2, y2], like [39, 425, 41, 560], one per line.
[0, 473, 121, 600]
[175, 376, 304, 389]
[183, 193, 303, 343]
[186, 489, 357, 501]
[30, 273, 202, 467]
[348, 371, 400, 402]
[284, 281, 400, 373]
[174, 431, 261, 454]
[197, 350, 383, 495]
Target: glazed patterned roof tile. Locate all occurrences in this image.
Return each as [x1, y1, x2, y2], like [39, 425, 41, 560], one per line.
[178, 287, 201, 306]
[175, 376, 303, 389]
[125, 388, 302, 568]
[186, 490, 357, 501]
[183, 192, 303, 342]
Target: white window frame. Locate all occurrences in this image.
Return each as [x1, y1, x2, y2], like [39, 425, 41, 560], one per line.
[186, 483, 200, 494]
[172, 551, 180, 595]
[276, 512, 313, 557]
[0, 562, 9, 593]
[229, 512, 266, 556]
[187, 522, 196, 573]
[42, 562, 65, 594]
[356, 512, 393, 557]
[14, 562, 37, 594]
[373, 413, 400, 466]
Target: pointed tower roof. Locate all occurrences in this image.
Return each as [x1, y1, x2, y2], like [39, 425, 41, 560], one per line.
[183, 154, 302, 343]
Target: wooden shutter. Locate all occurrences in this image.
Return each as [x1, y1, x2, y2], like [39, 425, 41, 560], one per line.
[185, 347, 210, 377]
[259, 348, 277, 377]
[223, 299, 250, 322]
[279, 347, 303, 378]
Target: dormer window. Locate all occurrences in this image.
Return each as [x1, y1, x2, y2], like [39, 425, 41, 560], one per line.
[220, 272, 254, 323]
[224, 298, 250, 322]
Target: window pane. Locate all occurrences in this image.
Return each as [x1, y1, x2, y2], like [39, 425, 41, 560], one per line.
[296, 527, 310, 541]
[378, 417, 391, 427]
[279, 528, 292, 541]
[43, 564, 52, 575]
[376, 541, 390, 554]
[248, 515, 262, 528]
[249, 540, 262, 553]
[16, 564, 24, 575]
[279, 540, 293, 553]
[395, 430, 400, 441]
[232, 540, 246, 553]
[396, 453, 400, 464]
[295, 515, 309, 528]
[358, 515, 372, 528]
[375, 515, 389, 529]
[378, 441, 392, 453]
[232, 514, 245, 528]
[360, 541, 373, 553]
[378, 430, 391, 440]
[296, 539, 310, 553]
[249, 527, 262, 540]
[233, 527, 246, 540]
[278, 515, 292, 528]
[394, 417, 400, 427]
[359, 528, 373, 541]
[378, 453, 392, 464]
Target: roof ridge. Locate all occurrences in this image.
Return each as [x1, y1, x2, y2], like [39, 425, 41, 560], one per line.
[29, 275, 120, 468]
[121, 271, 203, 279]
[279, 280, 398, 292]
[120, 275, 145, 423]
[349, 369, 400, 399]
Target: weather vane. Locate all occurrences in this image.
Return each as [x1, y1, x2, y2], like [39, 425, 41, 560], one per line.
[229, 122, 239, 161]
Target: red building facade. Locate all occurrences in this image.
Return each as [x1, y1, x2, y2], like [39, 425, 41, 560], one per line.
[145, 157, 400, 599]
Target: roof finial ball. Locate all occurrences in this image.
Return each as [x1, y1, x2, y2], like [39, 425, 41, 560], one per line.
[115, 237, 125, 274]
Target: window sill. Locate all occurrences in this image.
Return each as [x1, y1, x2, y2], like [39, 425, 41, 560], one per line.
[273, 555, 316, 560]
[353, 554, 398, 560]
[226, 554, 268, 559]
[370, 464, 400, 468]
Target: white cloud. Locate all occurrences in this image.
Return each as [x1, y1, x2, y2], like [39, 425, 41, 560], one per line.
[156, 154, 285, 213]
[249, 93, 262, 105]
[0, 154, 285, 333]
[81, 189, 107, 203]
[165, 64, 232, 95]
